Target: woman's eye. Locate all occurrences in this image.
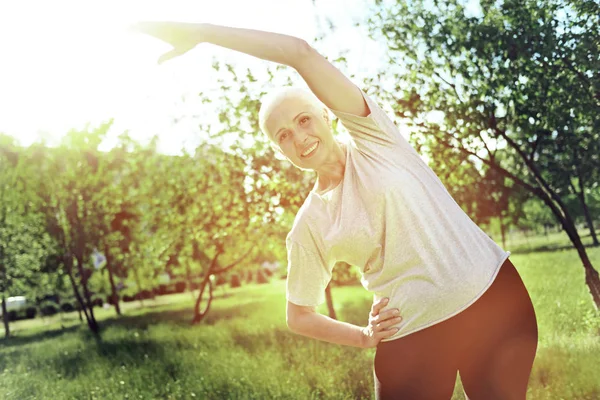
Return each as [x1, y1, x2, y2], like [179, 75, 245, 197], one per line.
[279, 132, 289, 143]
[300, 116, 310, 124]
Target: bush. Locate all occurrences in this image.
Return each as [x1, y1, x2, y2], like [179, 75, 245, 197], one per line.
[61, 302, 75, 312]
[39, 302, 58, 316]
[246, 270, 253, 283]
[174, 281, 186, 293]
[230, 274, 241, 288]
[155, 285, 168, 296]
[105, 295, 120, 305]
[7, 310, 18, 321]
[91, 298, 103, 308]
[25, 307, 37, 319]
[135, 290, 154, 300]
[256, 269, 269, 284]
[215, 274, 228, 286]
[122, 295, 135, 302]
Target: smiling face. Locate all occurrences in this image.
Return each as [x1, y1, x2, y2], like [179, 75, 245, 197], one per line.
[261, 92, 335, 170]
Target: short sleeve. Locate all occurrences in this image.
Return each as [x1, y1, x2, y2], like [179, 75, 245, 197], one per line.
[329, 89, 423, 163]
[286, 237, 332, 307]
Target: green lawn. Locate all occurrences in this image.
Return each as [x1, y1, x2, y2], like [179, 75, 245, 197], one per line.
[1, 245, 599, 399]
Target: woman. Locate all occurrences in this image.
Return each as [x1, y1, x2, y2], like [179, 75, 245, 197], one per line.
[133, 21, 538, 399]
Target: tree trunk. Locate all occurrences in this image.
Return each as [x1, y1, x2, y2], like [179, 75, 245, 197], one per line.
[573, 152, 599, 246]
[577, 191, 599, 246]
[325, 283, 337, 320]
[437, 129, 600, 309]
[104, 246, 121, 316]
[535, 188, 600, 309]
[65, 255, 91, 324]
[561, 218, 600, 309]
[191, 246, 253, 324]
[74, 253, 99, 334]
[192, 276, 214, 325]
[1, 295, 10, 338]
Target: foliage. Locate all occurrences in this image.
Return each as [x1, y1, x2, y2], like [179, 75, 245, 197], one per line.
[366, 0, 600, 306]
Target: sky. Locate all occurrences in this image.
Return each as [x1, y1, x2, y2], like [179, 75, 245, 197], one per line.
[0, 0, 388, 155]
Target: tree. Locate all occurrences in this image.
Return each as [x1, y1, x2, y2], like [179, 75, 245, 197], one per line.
[159, 61, 336, 322]
[36, 123, 116, 334]
[366, 0, 600, 308]
[0, 135, 54, 338]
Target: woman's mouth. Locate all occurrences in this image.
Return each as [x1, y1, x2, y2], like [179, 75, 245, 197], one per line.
[301, 141, 319, 158]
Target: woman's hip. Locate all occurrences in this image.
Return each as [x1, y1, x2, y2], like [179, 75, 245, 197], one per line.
[374, 258, 538, 364]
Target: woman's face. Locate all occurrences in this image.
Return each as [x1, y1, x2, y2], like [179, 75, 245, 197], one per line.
[264, 96, 334, 170]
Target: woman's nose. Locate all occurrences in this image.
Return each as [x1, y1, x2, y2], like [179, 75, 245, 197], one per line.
[293, 129, 309, 145]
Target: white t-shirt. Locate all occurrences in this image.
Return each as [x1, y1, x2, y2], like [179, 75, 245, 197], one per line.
[285, 90, 510, 342]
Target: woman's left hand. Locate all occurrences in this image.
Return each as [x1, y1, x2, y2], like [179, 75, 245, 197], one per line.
[360, 298, 402, 348]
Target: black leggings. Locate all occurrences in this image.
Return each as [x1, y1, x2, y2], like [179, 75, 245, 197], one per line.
[373, 258, 538, 400]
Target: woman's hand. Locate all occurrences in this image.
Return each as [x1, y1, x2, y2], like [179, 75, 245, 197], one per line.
[360, 298, 402, 348]
[130, 21, 205, 64]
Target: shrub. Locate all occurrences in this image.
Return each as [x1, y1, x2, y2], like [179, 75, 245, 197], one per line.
[136, 290, 154, 300]
[156, 285, 168, 296]
[256, 269, 269, 284]
[60, 302, 75, 312]
[246, 270, 253, 283]
[25, 307, 37, 319]
[215, 274, 228, 286]
[230, 274, 242, 288]
[91, 298, 103, 308]
[39, 302, 58, 316]
[174, 281, 186, 293]
[122, 295, 135, 302]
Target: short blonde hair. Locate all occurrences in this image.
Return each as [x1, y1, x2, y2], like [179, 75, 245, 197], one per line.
[258, 87, 326, 140]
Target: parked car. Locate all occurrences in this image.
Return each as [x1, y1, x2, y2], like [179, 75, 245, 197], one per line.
[0, 296, 37, 320]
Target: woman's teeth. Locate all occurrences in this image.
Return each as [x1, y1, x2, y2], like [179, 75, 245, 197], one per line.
[302, 142, 319, 157]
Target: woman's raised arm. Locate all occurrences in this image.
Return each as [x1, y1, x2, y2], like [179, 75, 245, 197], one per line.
[131, 22, 369, 117]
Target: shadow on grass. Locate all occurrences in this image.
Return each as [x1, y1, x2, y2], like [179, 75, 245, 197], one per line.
[510, 242, 599, 255]
[0, 324, 82, 350]
[102, 299, 263, 331]
[0, 296, 260, 352]
[38, 299, 267, 381]
[49, 338, 170, 380]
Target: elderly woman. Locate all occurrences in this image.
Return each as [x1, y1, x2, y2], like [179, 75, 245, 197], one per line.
[133, 21, 538, 399]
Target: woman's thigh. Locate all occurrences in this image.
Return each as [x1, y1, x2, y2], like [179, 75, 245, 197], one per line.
[457, 259, 538, 400]
[373, 320, 459, 400]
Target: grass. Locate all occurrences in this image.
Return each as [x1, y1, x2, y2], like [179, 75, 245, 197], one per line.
[1, 241, 599, 399]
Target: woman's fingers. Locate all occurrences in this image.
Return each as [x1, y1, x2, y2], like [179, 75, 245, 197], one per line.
[376, 316, 402, 331]
[157, 46, 193, 64]
[370, 297, 389, 317]
[377, 327, 400, 339]
[372, 308, 400, 324]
